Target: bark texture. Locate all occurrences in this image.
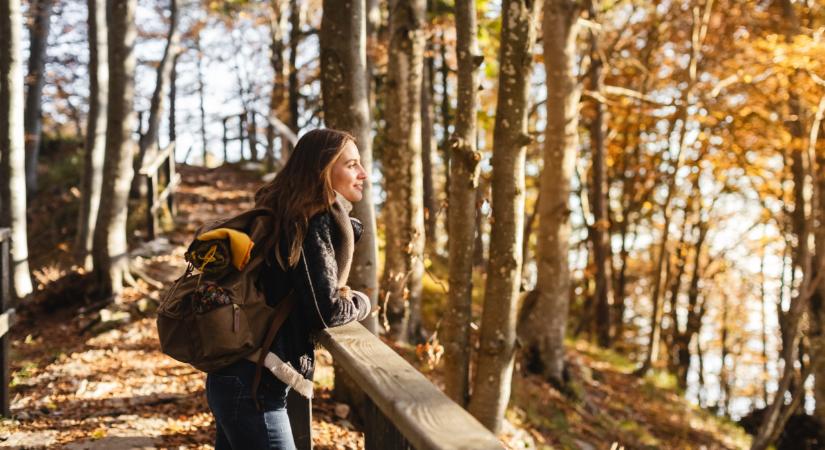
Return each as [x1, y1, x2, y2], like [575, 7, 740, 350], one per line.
[75, 0, 109, 270]
[442, 0, 483, 408]
[0, 0, 34, 298]
[92, 0, 137, 298]
[381, 0, 426, 343]
[467, 0, 537, 432]
[519, 0, 581, 386]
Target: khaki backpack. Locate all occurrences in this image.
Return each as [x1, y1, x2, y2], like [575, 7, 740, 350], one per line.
[156, 208, 294, 376]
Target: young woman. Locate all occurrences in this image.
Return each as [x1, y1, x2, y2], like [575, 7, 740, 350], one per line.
[205, 128, 372, 450]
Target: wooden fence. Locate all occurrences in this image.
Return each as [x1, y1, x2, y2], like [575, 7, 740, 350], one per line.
[139, 142, 180, 241]
[0, 228, 16, 417]
[287, 322, 504, 450]
[220, 110, 298, 165]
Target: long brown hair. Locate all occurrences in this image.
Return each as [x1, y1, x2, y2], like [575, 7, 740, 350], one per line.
[255, 128, 355, 268]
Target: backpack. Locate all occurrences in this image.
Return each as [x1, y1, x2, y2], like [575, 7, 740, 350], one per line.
[156, 208, 295, 376]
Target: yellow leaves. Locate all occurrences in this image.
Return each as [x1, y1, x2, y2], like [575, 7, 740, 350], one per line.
[90, 428, 107, 440]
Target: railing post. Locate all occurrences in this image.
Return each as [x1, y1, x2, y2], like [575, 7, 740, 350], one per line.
[287, 390, 312, 450]
[222, 117, 229, 164]
[364, 397, 412, 450]
[238, 113, 246, 161]
[146, 173, 158, 240]
[0, 230, 12, 417]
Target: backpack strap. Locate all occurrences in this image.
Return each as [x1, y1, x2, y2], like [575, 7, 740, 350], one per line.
[251, 291, 297, 410]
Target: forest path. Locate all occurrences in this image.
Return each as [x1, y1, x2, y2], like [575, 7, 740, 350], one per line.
[0, 164, 361, 449]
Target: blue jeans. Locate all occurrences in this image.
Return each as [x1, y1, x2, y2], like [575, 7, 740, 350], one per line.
[206, 359, 297, 450]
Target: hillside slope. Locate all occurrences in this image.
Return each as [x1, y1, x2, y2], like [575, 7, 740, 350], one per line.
[3, 163, 751, 449]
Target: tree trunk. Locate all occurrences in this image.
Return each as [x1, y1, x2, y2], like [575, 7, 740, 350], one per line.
[247, 110, 257, 161]
[23, 0, 54, 195]
[473, 184, 486, 268]
[169, 53, 178, 144]
[760, 231, 770, 406]
[287, 0, 302, 131]
[267, 0, 288, 170]
[467, 0, 536, 432]
[320, 0, 378, 333]
[196, 32, 208, 165]
[586, 2, 612, 347]
[438, 32, 451, 203]
[381, 0, 426, 343]
[718, 292, 730, 416]
[752, 2, 816, 447]
[75, 0, 108, 271]
[320, 0, 379, 415]
[812, 114, 825, 426]
[92, 0, 137, 298]
[520, 191, 539, 284]
[131, 0, 179, 197]
[519, 0, 581, 386]
[441, 0, 482, 408]
[0, 0, 34, 298]
[421, 50, 437, 248]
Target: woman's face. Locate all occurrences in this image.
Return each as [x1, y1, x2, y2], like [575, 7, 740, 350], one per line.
[330, 141, 367, 202]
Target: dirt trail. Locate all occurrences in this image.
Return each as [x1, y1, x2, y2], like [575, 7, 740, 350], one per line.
[1, 165, 362, 449]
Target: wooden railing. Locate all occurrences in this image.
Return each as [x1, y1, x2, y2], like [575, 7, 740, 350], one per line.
[287, 322, 503, 450]
[220, 110, 297, 164]
[139, 142, 180, 240]
[0, 228, 17, 417]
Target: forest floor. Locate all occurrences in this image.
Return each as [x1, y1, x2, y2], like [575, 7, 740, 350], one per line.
[0, 163, 752, 449]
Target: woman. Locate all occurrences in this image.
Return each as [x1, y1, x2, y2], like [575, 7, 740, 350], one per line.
[205, 129, 372, 450]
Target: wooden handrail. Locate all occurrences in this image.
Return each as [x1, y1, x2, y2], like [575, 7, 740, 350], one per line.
[141, 142, 178, 240]
[140, 142, 176, 176]
[219, 110, 298, 154]
[319, 322, 503, 450]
